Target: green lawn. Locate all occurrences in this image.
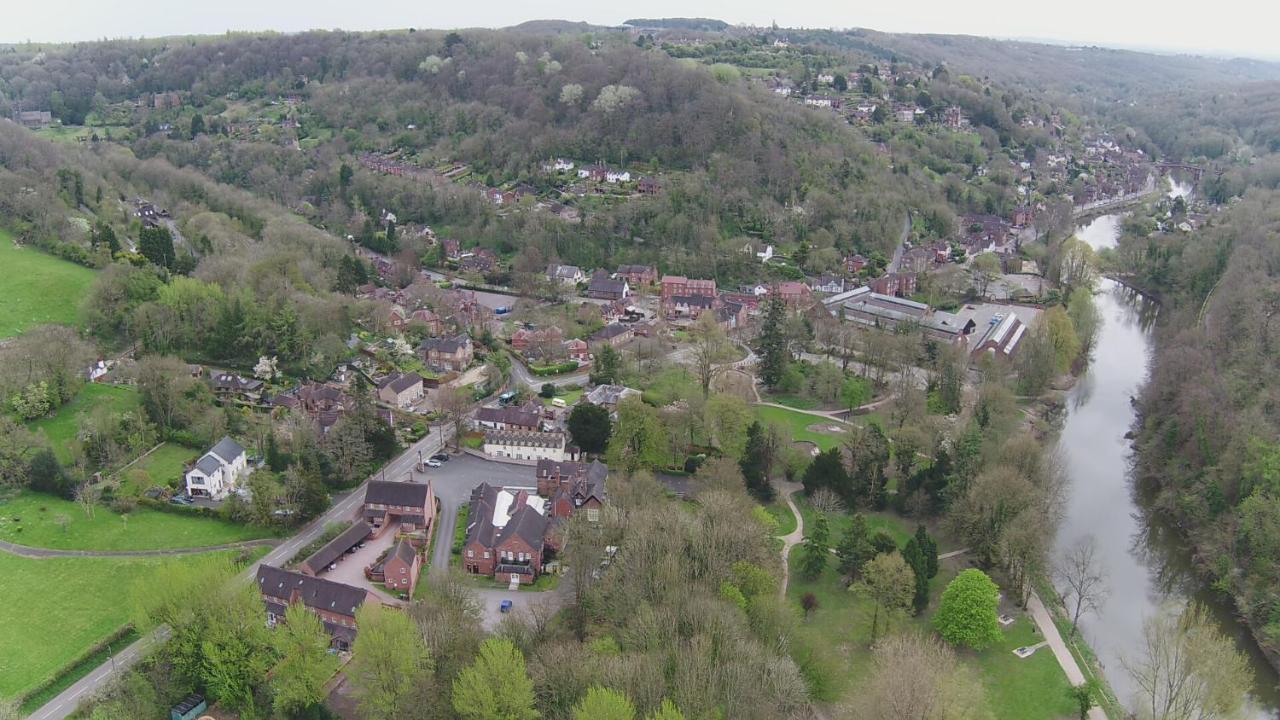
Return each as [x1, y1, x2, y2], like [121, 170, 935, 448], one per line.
[0, 492, 271, 551]
[754, 404, 850, 451]
[540, 387, 583, 407]
[28, 384, 141, 464]
[786, 549, 1076, 719]
[765, 393, 820, 410]
[119, 442, 200, 496]
[765, 500, 798, 537]
[0, 235, 97, 338]
[795, 496, 919, 550]
[0, 550, 247, 700]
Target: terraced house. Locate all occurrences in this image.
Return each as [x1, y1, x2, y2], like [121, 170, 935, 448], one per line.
[256, 565, 375, 651]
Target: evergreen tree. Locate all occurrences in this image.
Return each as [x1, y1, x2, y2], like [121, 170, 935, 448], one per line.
[916, 524, 939, 578]
[190, 113, 205, 138]
[591, 343, 621, 385]
[836, 513, 875, 577]
[139, 226, 176, 270]
[739, 421, 775, 502]
[799, 512, 831, 579]
[902, 537, 930, 614]
[757, 296, 789, 388]
[802, 447, 851, 498]
[568, 402, 612, 454]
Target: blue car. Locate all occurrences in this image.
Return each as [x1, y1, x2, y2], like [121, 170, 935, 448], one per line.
[499, 600, 513, 613]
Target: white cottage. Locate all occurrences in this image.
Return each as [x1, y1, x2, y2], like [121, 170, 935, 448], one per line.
[185, 436, 249, 500]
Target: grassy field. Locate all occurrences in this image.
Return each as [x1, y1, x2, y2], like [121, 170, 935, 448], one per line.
[786, 549, 1076, 719]
[0, 492, 270, 551]
[31, 125, 134, 144]
[540, 387, 583, 407]
[0, 550, 246, 700]
[754, 404, 850, 450]
[119, 442, 200, 496]
[0, 235, 96, 338]
[794, 496, 920, 550]
[28, 384, 142, 464]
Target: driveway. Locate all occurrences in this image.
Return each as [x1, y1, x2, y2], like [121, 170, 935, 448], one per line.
[471, 581, 573, 631]
[426, 454, 537, 578]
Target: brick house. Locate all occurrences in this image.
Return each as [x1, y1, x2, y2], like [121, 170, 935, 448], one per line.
[462, 483, 549, 584]
[210, 372, 264, 403]
[666, 294, 716, 320]
[589, 323, 633, 348]
[510, 327, 564, 354]
[362, 479, 435, 535]
[616, 264, 657, 285]
[256, 565, 375, 651]
[563, 338, 591, 363]
[418, 334, 473, 372]
[376, 372, 424, 409]
[660, 275, 717, 303]
[586, 271, 630, 301]
[377, 539, 421, 596]
[410, 308, 444, 335]
[869, 272, 918, 298]
[769, 281, 814, 308]
[475, 405, 542, 431]
[536, 459, 609, 521]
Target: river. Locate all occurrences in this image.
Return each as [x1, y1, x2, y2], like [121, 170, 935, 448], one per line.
[1056, 183, 1280, 717]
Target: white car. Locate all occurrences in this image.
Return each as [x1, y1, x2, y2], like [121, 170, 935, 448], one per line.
[425, 458, 442, 468]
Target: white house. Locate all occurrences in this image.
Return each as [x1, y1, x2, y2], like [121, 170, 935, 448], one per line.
[185, 436, 249, 500]
[553, 158, 574, 171]
[756, 245, 775, 263]
[483, 431, 576, 463]
[605, 170, 631, 184]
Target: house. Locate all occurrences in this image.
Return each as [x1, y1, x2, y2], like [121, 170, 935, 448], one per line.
[475, 405, 542, 431]
[410, 308, 444, 335]
[367, 539, 421, 596]
[577, 164, 609, 182]
[545, 460, 609, 521]
[462, 483, 550, 584]
[1012, 206, 1034, 228]
[584, 384, 641, 411]
[845, 254, 868, 274]
[869, 272, 918, 297]
[184, 436, 248, 500]
[810, 275, 846, 294]
[442, 238, 461, 259]
[564, 338, 591, 363]
[547, 264, 585, 286]
[460, 248, 498, 274]
[362, 479, 435, 534]
[971, 314, 1027, 359]
[484, 431, 576, 462]
[637, 177, 661, 194]
[256, 565, 374, 651]
[548, 158, 575, 172]
[586, 271, 630, 301]
[418, 334, 473, 372]
[769, 282, 814, 308]
[17, 110, 53, 128]
[616, 264, 657, 285]
[755, 244, 775, 263]
[273, 382, 352, 434]
[376, 372, 424, 409]
[511, 326, 564, 354]
[716, 301, 747, 331]
[299, 521, 373, 576]
[605, 169, 632, 184]
[210, 373, 264, 403]
[666, 294, 716, 320]
[590, 323, 633, 348]
[660, 275, 716, 303]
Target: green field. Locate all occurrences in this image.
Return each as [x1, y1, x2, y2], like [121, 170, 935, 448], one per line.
[786, 548, 1075, 719]
[120, 442, 200, 496]
[0, 550, 247, 700]
[754, 404, 851, 450]
[0, 492, 271, 552]
[28, 384, 141, 463]
[795, 497, 920, 550]
[0, 235, 97, 338]
[31, 125, 134, 144]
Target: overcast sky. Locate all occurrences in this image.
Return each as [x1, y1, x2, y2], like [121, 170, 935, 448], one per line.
[4, 0, 1278, 61]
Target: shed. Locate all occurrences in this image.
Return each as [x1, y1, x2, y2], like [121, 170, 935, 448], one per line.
[170, 694, 207, 720]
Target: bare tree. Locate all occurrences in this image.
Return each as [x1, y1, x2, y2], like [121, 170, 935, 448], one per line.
[75, 480, 98, 520]
[1123, 603, 1251, 720]
[438, 387, 474, 451]
[688, 311, 734, 398]
[856, 633, 991, 720]
[54, 513, 70, 534]
[1056, 536, 1109, 639]
[809, 487, 845, 515]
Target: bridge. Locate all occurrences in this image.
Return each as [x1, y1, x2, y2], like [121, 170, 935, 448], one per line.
[1156, 162, 1205, 182]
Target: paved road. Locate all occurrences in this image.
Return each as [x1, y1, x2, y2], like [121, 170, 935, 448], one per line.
[886, 211, 911, 274]
[508, 354, 590, 390]
[0, 537, 277, 559]
[27, 426, 455, 720]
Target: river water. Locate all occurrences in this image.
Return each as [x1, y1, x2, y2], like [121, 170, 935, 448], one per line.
[1055, 182, 1280, 716]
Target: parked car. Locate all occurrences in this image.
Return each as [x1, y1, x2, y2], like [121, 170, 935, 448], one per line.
[499, 599, 513, 613]
[425, 458, 442, 468]
[431, 453, 450, 462]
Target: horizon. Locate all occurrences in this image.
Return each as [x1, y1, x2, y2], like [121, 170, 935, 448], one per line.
[3, 1, 1280, 63]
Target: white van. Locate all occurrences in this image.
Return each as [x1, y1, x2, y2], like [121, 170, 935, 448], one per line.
[551, 398, 567, 408]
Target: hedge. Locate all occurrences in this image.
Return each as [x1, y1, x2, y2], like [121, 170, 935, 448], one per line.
[530, 361, 579, 376]
[137, 496, 223, 519]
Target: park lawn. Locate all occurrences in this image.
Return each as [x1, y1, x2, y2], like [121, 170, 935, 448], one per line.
[28, 384, 141, 464]
[754, 404, 849, 451]
[794, 495, 919, 550]
[0, 492, 271, 552]
[540, 387, 583, 407]
[765, 499, 797, 536]
[119, 442, 200, 496]
[764, 392, 820, 410]
[0, 236, 97, 338]
[788, 548, 1076, 720]
[0, 550, 247, 700]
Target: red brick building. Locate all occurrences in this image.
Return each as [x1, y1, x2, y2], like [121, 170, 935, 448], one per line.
[256, 565, 375, 651]
[362, 479, 435, 536]
[462, 484, 550, 585]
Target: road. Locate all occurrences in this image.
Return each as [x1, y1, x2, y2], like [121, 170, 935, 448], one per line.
[508, 354, 590, 390]
[1027, 591, 1109, 720]
[27, 426, 455, 720]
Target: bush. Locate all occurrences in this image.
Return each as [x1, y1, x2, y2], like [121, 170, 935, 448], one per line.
[539, 383, 556, 398]
[530, 361, 579, 376]
[933, 569, 1003, 650]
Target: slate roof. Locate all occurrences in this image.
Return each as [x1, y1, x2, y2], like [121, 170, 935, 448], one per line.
[193, 454, 223, 476]
[378, 372, 423, 395]
[591, 323, 631, 341]
[364, 480, 431, 508]
[389, 539, 417, 566]
[476, 406, 541, 428]
[484, 430, 566, 449]
[465, 483, 548, 551]
[419, 334, 471, 355]
[256, 565, 369, 619]
[209, 436, 245, 463]
[301, 521, 372, 575]
[588, 273, 627, 296]
[670, 294, 715, 308]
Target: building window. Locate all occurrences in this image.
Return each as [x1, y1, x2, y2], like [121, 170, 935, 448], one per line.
[587, 508, 600, 522]
[483, 551, 490, 559]
[467, 550, 474, 558]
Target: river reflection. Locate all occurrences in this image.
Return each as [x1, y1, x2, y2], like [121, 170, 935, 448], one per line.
[1054, 209, 1280, 717]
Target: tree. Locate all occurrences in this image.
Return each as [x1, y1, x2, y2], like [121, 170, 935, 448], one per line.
[573, 687, 636, 720]
[703, 394, 753, 459]
[1056, 536, 1108, 639]
[647, 700, 685, 720]
[970, 253, 1002, 298]
[836, 513, 875, 577]
[568, 402, 612, 454]
[859, 633, 993, 720]
[30, 448, 75, 498]
[799, 512, 831, 579]
[1066, 287, 1100, 353]
[689, 311, 733, 397]
[591, 343, 621, 385]
[0, 419, 39, 490]
[1043, 306, 1081, 373]
[350, 604, 430, 719]
[199, 584, 274, 715]
[757, 296, 789, 388]
[1056, 237, 1098, 295]
[439, 387, 474, 452]
[139, 226, 176, 270]
[860, 551, 915, 642]
[801, 447, 851, 498]
[1067, 679, 1100, 720]
[1123, 604, 1251, 720]
[902, 538, 931, 614]
[833, 73, 848, 92]
[916, 525, 939, 579]
[933, 569, 1003, 650]
[739, 421, 776, 502]
[189, 113, 205, 138]
[452, 638, 540, 720]
[606, 397, 667, 472]
[271, 603, 339, 715]
[539, 383, 556, 398]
